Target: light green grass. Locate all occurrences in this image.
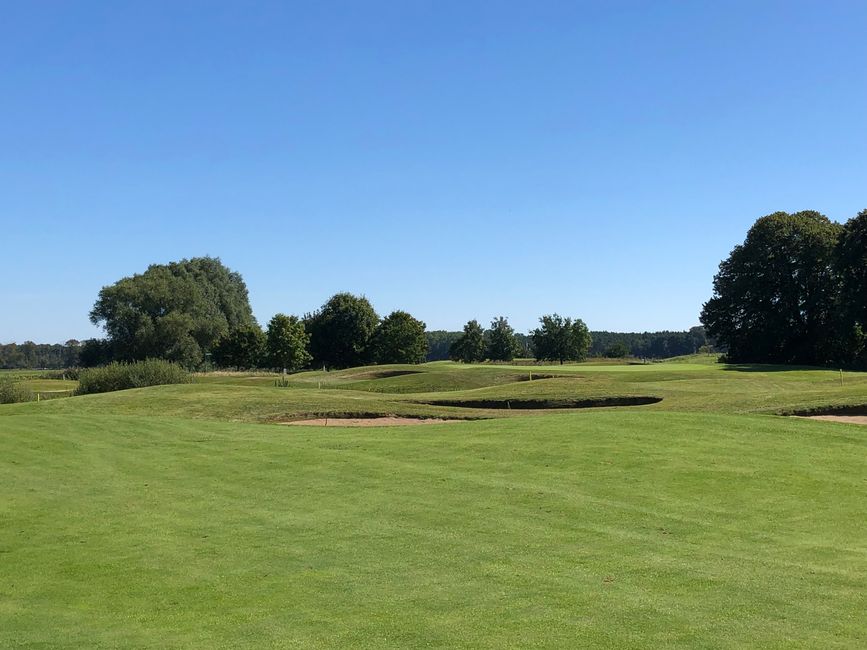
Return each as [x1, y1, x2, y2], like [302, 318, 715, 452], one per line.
[2, 356, 867, 647]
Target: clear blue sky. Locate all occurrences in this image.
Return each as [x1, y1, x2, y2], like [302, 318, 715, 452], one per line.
[2, 1, 865, 343]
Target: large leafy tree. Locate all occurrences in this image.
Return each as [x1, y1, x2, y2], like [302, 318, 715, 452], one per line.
[836, 209, 867, 366]
[90, 257, 256, 368]
[213, 325, 266, 369]
[370, 310, 428, 364]
[532, 314, 591, 364]
[449, 319, 487, 363]
[700, 211, 842, 365]
[306, 293, 379, 368]
[266, 314, 312, 372]
[486, 316, 520, 362]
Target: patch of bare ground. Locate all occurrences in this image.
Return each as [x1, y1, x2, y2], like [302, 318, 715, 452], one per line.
[281, 417, 464, 427]
[797, 415, 867, 425]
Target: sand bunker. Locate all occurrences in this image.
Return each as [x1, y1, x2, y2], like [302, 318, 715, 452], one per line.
[283, 417, 463, 427]
[798, 415, 867, 425]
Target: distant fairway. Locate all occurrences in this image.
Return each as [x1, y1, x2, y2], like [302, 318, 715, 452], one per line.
[2, 357, 866, 647]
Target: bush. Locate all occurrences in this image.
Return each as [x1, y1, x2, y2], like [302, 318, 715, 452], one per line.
[0, 377, 34, 404]
[76, 359, 192, 395]
[42, 368, 81, 381]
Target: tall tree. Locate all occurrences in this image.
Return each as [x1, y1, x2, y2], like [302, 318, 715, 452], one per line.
[449, 320, 487, 363]
[305, 293, 379, 368]
[213, 325, 266, 369]
[371, 311, 428, 364]
[700, 211, 842, 364]
[531, 314, 591, 364]
[486, 316, 520, 362]
[266, 314, 312, 372]
[836, 209, 867, 366]
[90, 257, 256, 368]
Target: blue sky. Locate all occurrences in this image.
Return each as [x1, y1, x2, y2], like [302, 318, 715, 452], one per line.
[2, 1, 865, 343]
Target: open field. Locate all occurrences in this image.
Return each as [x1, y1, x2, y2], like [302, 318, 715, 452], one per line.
[2, 356, 867, 647]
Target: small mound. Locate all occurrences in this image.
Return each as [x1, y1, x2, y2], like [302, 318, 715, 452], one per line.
[283, 417, 462, 427]
[417, 396, 662, 409]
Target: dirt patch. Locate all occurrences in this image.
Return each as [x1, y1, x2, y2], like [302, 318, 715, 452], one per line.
[416, 396, 662, 410]
[796, 415, 867, 425]
[282, 417, 463, 427]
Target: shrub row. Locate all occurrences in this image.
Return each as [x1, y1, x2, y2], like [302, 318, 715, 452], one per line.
[76, 359, 192, 395]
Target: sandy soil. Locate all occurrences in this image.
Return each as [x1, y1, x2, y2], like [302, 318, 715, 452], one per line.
[282, 417, 464, 427]
[798, 415, 867, 425]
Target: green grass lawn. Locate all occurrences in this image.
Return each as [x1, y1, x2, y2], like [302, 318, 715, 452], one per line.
[2, 357, 867, 647]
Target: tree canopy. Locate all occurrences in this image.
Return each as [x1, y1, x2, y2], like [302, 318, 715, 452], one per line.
[531, 314, 591, 364]
[836, 209, 867, 366]
[700, 211, 842, 365]
[90, 257, 256, 368]
[213, 325, 266, 370]
[306, 293, 379, 368]
[486, 317, 520, 362]
[449, 320, 486, 363]
[266, 314, 312, 372]
[371, 311, 428, 364]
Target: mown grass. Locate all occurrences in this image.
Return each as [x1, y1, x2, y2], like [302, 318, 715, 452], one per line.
[1, 411, 864, 648]
[2, 356, 867, 647]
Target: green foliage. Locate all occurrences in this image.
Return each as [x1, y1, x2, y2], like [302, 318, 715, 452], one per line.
[370, 311, 428, 364]
[836, 209, 867, 367]
[0, 340, 81, 369]
[604, 342, 630, 358]
[532, 314, 591, 364]
[266, 314, 312, 372]
[213, 325, 266, 370]
[76, 359, 192, 395]
[0, 377, 34, 404]
[449, 319, 487, 363]
[90, 256, 256, 368]
[701, 211, 842, 365]
[486, 316, 520, 362]
[425, 330, 462, 361]
[306, 293, 379, 368]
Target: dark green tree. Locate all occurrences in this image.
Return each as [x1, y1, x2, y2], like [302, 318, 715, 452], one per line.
[306, 293, 379, 368]
[486, 316, 520, 362]
[370, 310, 428, 364]
[449, 319, 487, 363]
[213, 325, 266, 369]
[835, 209, 867, 367]
[700, 211, 842, 364]
[425, 330, 463, 361]
[266, 314, 312, 372]
[531, 314, 592, 364]
[89, 257, 256, 368]
[604, 342, 630, 358]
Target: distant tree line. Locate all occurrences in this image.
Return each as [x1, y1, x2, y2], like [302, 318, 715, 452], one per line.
[0, 341, 82, 369]
[422, 326, 709, 362]
[445, 315, 591, 364]
[701, 209, 867, 367]
[589, 327, 711, 359]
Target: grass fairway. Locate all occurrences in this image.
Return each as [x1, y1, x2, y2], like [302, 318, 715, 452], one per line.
[2, 358, 867, 647]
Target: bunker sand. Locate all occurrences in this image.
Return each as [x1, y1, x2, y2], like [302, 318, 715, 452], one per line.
[282, 417, 464, 427]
